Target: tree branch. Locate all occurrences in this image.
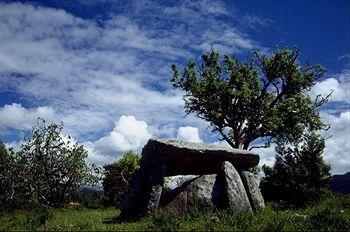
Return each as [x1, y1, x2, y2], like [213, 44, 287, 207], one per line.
[120, 171, 129, 184]
[219, 129, 236, 148]
[249, 145, 267, 151]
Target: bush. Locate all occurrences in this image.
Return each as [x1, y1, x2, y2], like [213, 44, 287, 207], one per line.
[0, 119, 101, 210]
[103, 151, 140, 207]
[260, 132, 331, 208]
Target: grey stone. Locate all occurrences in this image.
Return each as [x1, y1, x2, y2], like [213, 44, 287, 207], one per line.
[221, 161, 252, 212]
[145, 165, 167, 215]
[160, 174, 225, 213]
[160, 164, 255, 215]
[161, 191, 188, 216]
[240, 171, 265, 212]
[140, 139, 259, 176]
[186, 175, 222, 209]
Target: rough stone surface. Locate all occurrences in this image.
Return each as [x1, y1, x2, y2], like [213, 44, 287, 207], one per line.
[161, 191, 188, 216]
[160, 164, 254, 214]
[186, 175, 224, 210]
[240, 171, 265, 212]
[221, 161, 252, 212]
[141, 139, 259, 176]
[160, 175, 225, 213]
[145, 165, 167, 215]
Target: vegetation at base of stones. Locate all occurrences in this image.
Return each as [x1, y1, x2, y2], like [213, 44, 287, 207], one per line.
[260, 132, 331, 209]
[103, 151, 140, 207]
[1, 193, 349, 231]
[0, 118, 101, 211]
[172, 47, 330, 149]
[70, 186, 106, 209]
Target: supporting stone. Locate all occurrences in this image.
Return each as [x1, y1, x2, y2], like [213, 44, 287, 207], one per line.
[145, 164, 167, 215]
[240, 171, 265, 212]
[119, 169, 147, 220]
[220, 161, 252, 212]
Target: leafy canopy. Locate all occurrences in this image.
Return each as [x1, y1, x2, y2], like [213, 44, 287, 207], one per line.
[260, 132, 331, 208]
[172, 47, 330, 149]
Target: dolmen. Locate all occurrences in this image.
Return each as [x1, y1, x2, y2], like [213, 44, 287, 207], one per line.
[119, 139, 265, 220]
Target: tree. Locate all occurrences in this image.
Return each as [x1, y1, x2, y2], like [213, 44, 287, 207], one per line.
[172, 47, 330, 149]
[259, 132, 331, 208]
[0, 118, 100, 208]
[0, 141, 31, 210]
[0, 141, 14, 209]
[103, 151, 140, 207]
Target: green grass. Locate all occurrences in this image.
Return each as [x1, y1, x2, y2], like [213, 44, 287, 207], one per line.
[1, 194, 349, 231]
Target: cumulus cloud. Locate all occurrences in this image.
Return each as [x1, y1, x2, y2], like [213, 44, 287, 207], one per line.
[177, 126, 202, 143]
[321, 111, 350, 174]
[86, 115, 152, 164]
[0, 103, 55, 130]
[252, 111, 350, 175]
[311, 70, 350, 103]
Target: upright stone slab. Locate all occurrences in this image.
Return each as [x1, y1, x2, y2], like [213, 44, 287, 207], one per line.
[145, 165, 167, 215]
[221, 161, 252, 212]
[119, 169, 147, 220]
[186, 174, 225, 210]
[240, 171, 265, 212]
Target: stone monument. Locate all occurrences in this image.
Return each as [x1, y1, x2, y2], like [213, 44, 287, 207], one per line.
[119, 139, 265, 220]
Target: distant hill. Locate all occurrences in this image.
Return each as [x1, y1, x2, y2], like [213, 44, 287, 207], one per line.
[79, 185, 103, 198]
[329, 172, 350, 194]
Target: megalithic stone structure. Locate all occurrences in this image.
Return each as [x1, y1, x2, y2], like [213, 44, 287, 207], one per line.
[119, 139, 265, 220]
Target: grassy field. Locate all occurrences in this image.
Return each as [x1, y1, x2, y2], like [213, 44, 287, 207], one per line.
[1, 194, 349, 231]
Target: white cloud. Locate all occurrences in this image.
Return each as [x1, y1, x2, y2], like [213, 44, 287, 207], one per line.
[177, 126, 202, 143]
[311, 71, 350, 103]
[0, 103, 55, 130]
[252, 111, 350, 175]
[321, 111, 350, 174]
[87, 115, 152, 164]
[254, 145, 277, 168]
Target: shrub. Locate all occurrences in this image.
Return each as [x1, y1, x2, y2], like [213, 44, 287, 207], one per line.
[0, 119, 101, 210]
[103, 151, 140, 207]
[260, 132, 331, 208]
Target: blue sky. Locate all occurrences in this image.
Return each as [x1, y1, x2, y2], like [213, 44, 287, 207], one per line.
[0, 0, 349, 174]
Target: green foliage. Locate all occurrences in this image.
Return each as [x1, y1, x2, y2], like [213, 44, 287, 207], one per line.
[71, 188, 106, 209]
[0, 140, 34, 210]
[260, 132, 331, 208]
[172, 47, 330, 149]
[0, 118, 101, 209]
[103, 151, 140, 207]
[0, 194, 349, 231]
[0, 141, 17, 209]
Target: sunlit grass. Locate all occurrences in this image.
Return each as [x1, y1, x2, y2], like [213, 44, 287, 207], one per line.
[1, 194, 349, 231]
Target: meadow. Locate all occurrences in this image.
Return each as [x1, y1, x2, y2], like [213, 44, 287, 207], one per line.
[1, 193, 349, 231]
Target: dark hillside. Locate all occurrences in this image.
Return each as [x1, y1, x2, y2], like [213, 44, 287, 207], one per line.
[329, 172, 350, 194]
